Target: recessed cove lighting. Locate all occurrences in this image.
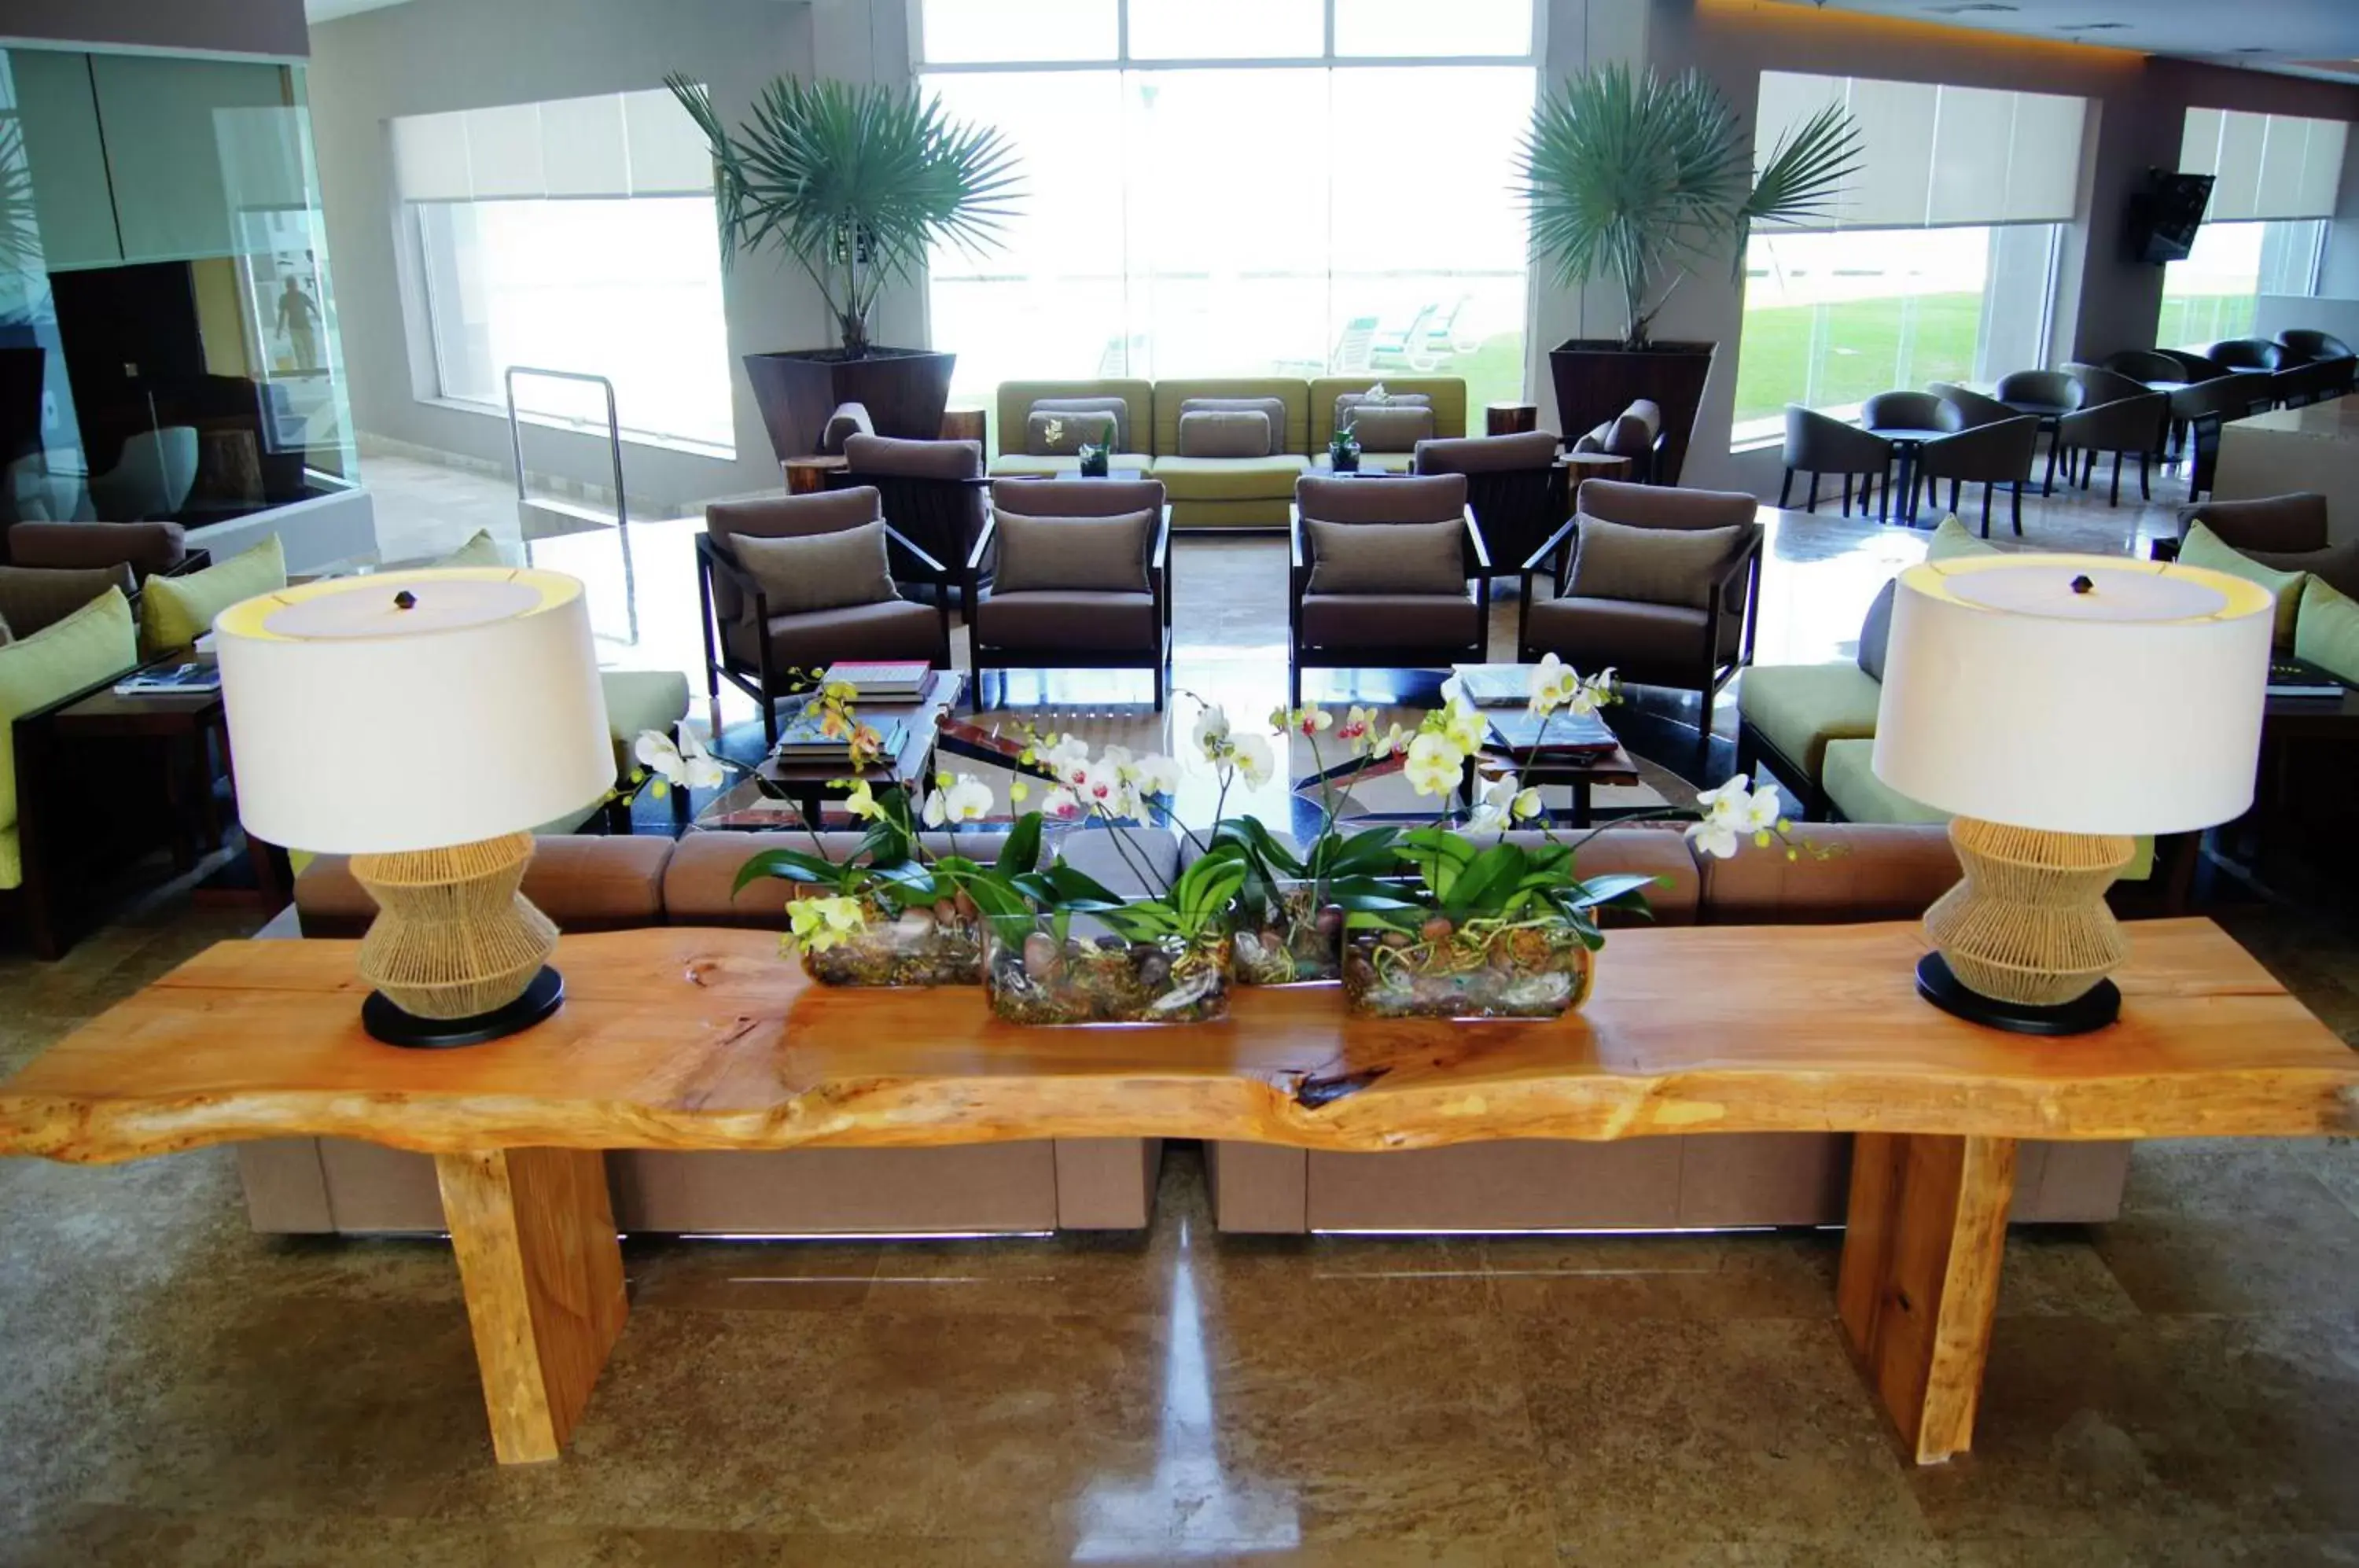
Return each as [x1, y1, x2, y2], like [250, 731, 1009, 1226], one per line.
[2055, 20, 2129, 31]
[1925, 3, 2020, 14]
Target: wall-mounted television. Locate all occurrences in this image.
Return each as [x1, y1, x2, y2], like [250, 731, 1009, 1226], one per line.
[2125, 170, 2214, 265]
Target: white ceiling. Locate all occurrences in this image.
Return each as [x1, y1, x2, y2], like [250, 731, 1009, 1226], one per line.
[1803, 0, 2359, 79]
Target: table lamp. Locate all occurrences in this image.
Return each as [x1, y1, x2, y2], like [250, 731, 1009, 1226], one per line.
[1871, 553, 2272, 1035]
[215, 569, 613, 1047]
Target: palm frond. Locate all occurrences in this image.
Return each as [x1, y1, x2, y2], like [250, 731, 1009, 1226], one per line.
[663, 74, 1024, 349]
[1516, 64, 1858, 348]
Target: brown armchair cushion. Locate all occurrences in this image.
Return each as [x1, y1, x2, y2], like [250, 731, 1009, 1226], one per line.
[1179, 397, 1287, 455]
[1526, 596, 1733, 673]
[975, 590, 1157, 650]
[732, 598, 943, 672]
[732, 521, 897, 615]
[2176, 492, 2329, 554]
[1177, 410, 1272, 458]
[1345, 405, 1435, 452]
[0, 563, 138, 639]
[992, 507, 1154, 594]
[2242, 542, 2359, 602]
[1300, 591, 1478, 648]
[842, 432, 982, 479]
[1415, 431, 1559, 474]
[1025, 410, 1115, 457]
[1565, 517, 1743, 610]
[1305, 517, 1463, 594]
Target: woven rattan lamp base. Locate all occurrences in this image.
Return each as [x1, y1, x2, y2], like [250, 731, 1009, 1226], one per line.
[1916, 816, 2133, 1036]
[351, 831, 565, 1048]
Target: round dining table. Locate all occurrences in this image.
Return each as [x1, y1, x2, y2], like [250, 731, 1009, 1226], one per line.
[1864, 426, 1948, 526]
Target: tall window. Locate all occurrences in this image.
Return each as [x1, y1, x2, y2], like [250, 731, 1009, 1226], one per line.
[392, 90, 732, 453]
[2162, 109, 2345, 351]
[1733, 74, 2081, 445]
[918, 0, 1537, 418]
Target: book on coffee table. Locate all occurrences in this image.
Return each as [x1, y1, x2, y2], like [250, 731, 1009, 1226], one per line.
[771, 714, 908, 762]
[1449, 663, 1545, 708]
[2266, 656, 2350, 701]
[112, 663, 222, 697]
[1485, 708, 1617, 758]
[823, 660, 933, 700]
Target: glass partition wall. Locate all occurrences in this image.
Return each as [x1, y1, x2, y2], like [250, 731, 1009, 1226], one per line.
[918, 0, 1539, 418]
[0, 46, 356, 535]
[2162, 109, 2345, 349]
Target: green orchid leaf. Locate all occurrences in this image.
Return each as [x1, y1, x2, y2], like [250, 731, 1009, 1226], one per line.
[1562, 873, 1662, 912]
[730, 848, 841, 893]
[996, 811, 1043, 876]
[1439, 843, 1527, 915]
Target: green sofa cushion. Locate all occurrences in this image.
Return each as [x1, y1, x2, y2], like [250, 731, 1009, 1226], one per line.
[140, 535, 285, 658]
[1822, 739, 2154, 879]
[2181, 521, 2304, 650]
[1148, 454, 1309, 502]
[1738, 662, 1882, 781]
[2294, 573, 2359, 684]
[434, 528, 510, 568]
[0, 587, 137, 863]
[1927, 515, 2000, 561]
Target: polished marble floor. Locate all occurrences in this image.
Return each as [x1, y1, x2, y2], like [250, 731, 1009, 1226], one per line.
[0, 451, 2352, 1566]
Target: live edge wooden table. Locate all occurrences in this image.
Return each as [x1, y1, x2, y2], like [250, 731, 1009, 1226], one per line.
[1, 921, 2351, 1469]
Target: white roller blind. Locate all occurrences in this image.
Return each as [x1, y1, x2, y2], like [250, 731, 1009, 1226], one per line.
[2181, 108, 2349, 222]
[1756, 71, 2086, 231]
[390, 86, 712, 202]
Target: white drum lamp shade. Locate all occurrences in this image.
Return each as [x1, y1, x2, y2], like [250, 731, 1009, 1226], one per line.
[1869, 554, 2273, 1034]
[212, 569, 615, 1046]
[1871, 555, 2274, 835]
[214, 569, 614, 854]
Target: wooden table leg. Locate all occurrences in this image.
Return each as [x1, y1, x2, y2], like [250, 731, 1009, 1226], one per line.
[435, 1148, 627, 1464]
[1836, 1132, 2015, 1465]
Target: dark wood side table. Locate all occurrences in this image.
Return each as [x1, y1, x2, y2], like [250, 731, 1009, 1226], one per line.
[782, 455, 848, 495]
[1486, 403, 1540, 437]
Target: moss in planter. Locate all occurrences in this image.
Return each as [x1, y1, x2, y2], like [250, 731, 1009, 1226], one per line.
[985, 929, 1232, 1025]
[1341, 918, 1594, 1019]
[1231, 885, 1345, 986]
[800, 898, 984, 988]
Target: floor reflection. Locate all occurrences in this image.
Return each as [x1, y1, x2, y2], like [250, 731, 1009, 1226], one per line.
[1073, 1213, 1301, 1560]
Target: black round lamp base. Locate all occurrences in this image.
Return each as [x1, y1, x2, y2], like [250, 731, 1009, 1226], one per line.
[1915, 952, 2119, 1036]
[362, 967, 565, 1049]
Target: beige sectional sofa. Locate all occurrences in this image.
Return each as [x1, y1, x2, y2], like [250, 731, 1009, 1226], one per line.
[988, 376, 1470, 527]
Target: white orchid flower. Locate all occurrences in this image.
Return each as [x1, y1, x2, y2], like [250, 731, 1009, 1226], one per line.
[1191, 703, 1231, 764]
[1338, 705, 1376, 749]
[1272, 703, 1332, 738]
[1132, 752, 1181, 797]
[1686, 817, 1743, 860]
[1527, 653, 1579, 716]
[1230, 731, 1275, 788]
[1404, 732, 1466, 797]
[843, 778, 884, 820]
[1566, 666, 1616, 719]
[1438, 672, 1470, 710]
[635, 727, 724, 790]
[1441, 697, 1488, 754]
[786, 893, 867, 953]
[1365, 720, 1411, 760]
[1075, 759, 1134, 817]
[1040, 785, 1086, 822]
[922, 773, 993, 826]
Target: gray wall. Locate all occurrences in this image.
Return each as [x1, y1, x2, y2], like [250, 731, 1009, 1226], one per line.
[0, 0, 307, 60]
[1592, 0, 2359, 494]
[306, 0, 923, 509]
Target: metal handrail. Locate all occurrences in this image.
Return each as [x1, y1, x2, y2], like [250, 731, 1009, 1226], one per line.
[503, 365, 637, 644]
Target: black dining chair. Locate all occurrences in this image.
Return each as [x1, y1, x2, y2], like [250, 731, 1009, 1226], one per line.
[2208, 338, 2288, 374]
[2278, 329, 2353, 362]
[1779, 406, 1891, 517]
[2103, 349, 2189, 385]
[1915, 416, 2040, 536]
[1993, 370, 2083, 495]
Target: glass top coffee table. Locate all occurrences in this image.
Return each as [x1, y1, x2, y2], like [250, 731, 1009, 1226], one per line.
[694, 671, 967, 831]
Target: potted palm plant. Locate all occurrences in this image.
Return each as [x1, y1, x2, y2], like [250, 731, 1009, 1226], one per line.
[1516, 64, 1860, 484]
[666, 74, 1021, 462]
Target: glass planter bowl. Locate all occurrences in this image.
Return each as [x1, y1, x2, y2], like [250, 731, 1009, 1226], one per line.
[1341, 918, 1595, 1019]
[1231, 882, 1344, 985]
[799, 894, 984, 988]
[984, 918, 1232, 1024]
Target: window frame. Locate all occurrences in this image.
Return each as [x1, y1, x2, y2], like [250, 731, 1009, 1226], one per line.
[401, 190, 738, 458]
[916, 0, 1540, 71]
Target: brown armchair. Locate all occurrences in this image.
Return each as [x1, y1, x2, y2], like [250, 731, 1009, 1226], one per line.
[697, 487, 951, 745]
[1779, 405, 1890, 516]
[1569, 399, 1667, 483]
[1518, 479, 1762, 747]
[1411, 430, 1563, 580]
[2058, 392, 2169, 506]
[2173, 492, 2328, 554]
[832, 433, 988, 609]
[1288, 473, 1487, 706]
[6, 521, 201, 582]
[967, 477, 1172, 712]
[1913, 414, 2039, 536]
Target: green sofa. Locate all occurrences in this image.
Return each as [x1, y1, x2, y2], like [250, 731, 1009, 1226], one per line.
[988, 375, 1468, 527]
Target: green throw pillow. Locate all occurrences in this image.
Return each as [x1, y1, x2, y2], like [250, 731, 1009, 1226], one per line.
[0, 587, 136, 834]
[2180, 521, 2303, 650]
[2294, 574, 2359, 685]
[1927, 514, 1999, 562]
[140, 536, 286, 658]
[434, 529, 509, 569]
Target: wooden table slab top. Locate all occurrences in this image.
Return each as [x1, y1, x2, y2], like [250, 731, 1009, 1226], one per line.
[2, 919, 2351, 1165]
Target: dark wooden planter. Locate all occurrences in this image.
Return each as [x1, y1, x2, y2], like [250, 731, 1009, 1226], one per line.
[743, 347, 957, 464]
[1547, 339, 1716, 487]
